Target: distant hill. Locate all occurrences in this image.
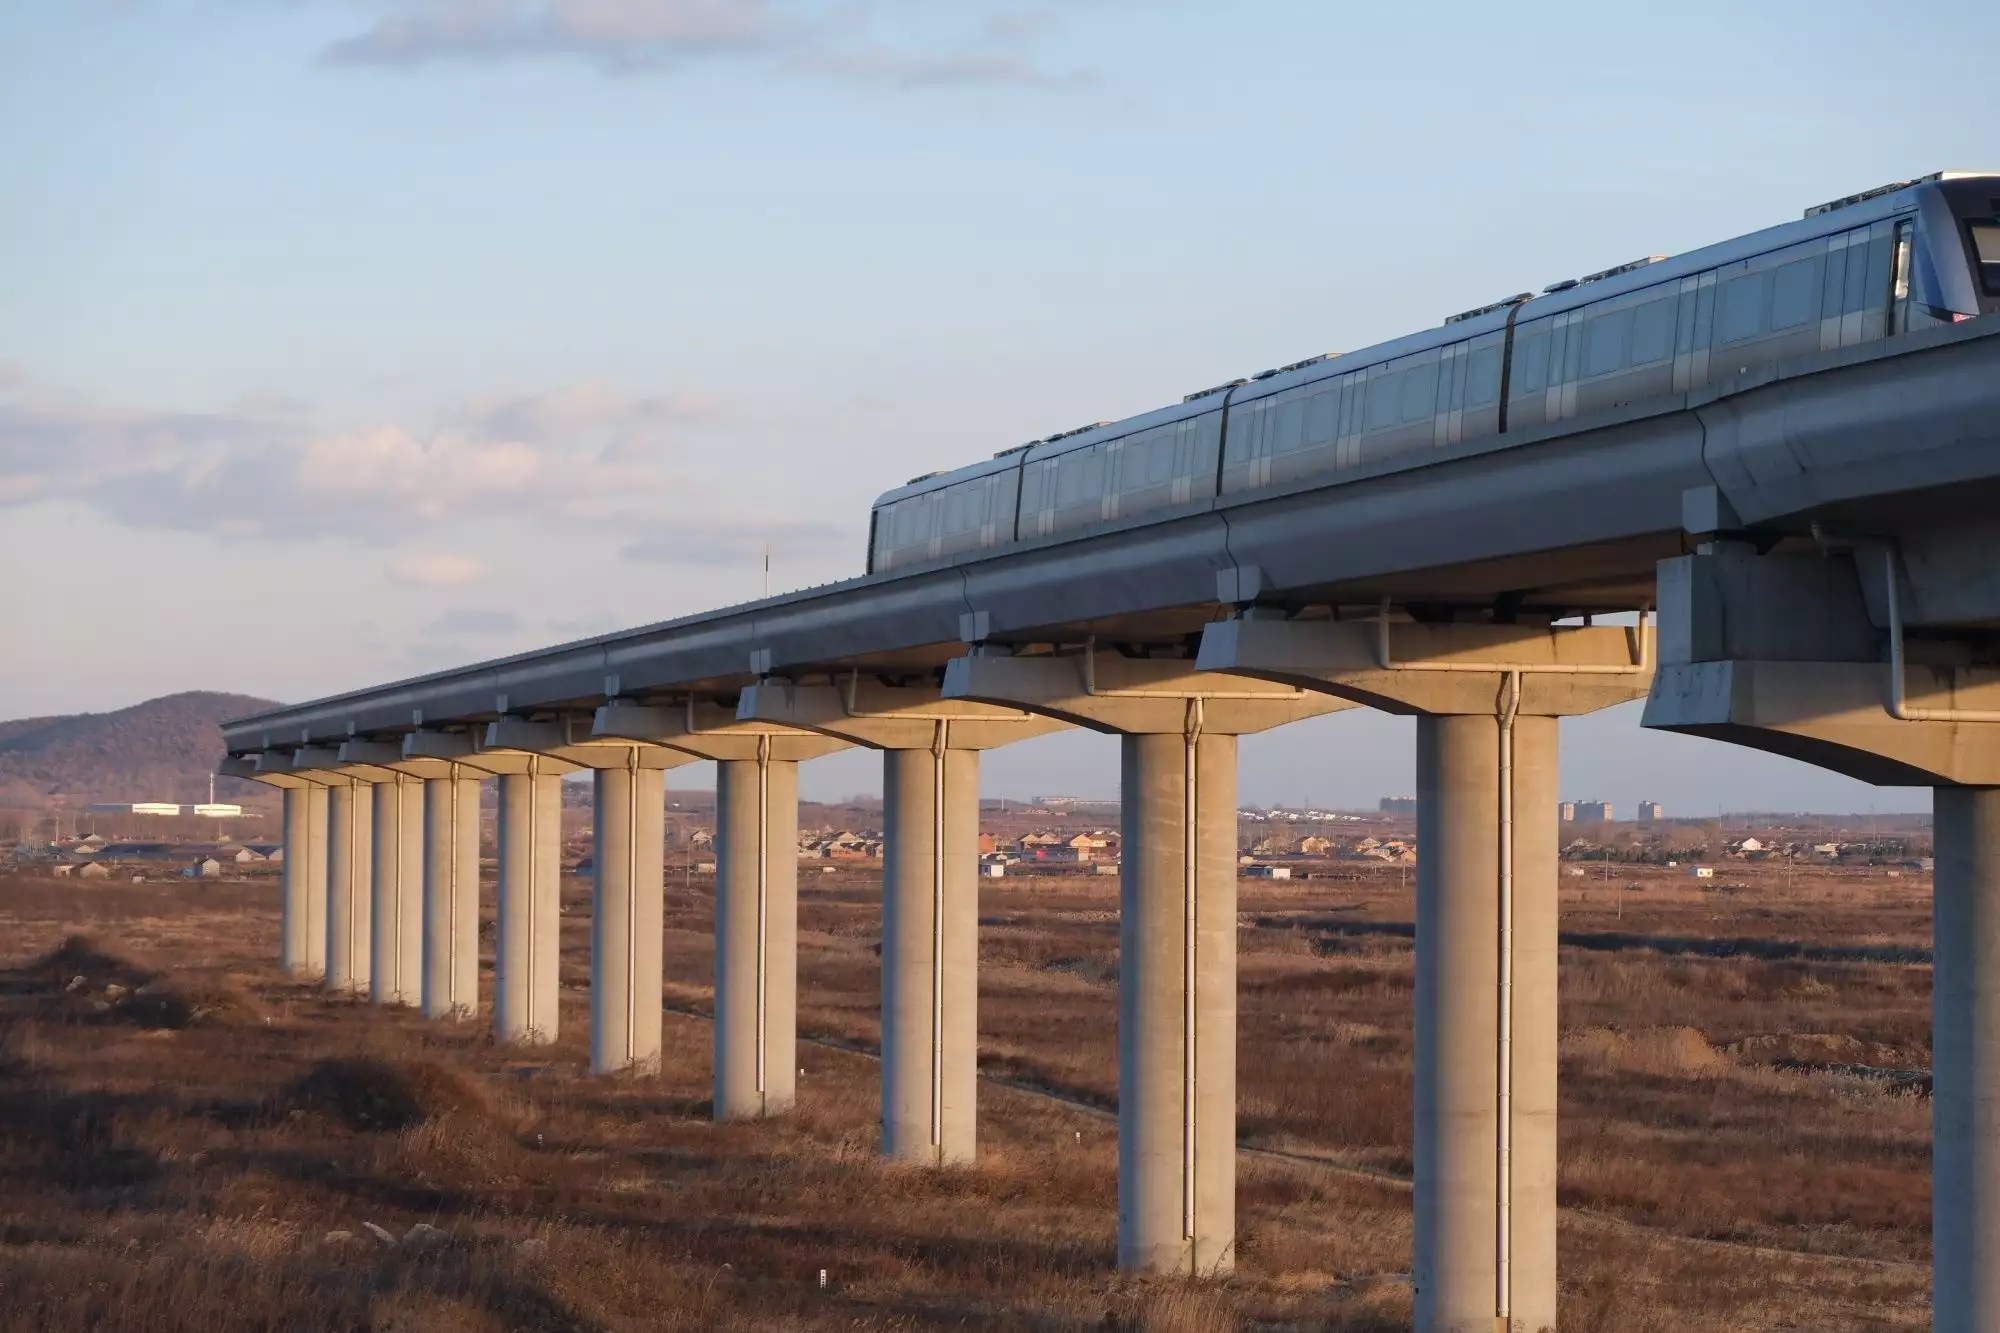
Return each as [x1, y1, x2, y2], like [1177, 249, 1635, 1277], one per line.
[0, 692, 281, 810]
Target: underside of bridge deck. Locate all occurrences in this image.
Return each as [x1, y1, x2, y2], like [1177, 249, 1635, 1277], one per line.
[1646, 540, 2000, 1331]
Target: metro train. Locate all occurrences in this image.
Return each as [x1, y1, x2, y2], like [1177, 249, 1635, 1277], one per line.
[865, 171, 2000, 576]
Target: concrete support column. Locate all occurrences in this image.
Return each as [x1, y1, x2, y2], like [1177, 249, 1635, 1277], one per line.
[880, 740, 980, 1164]
[280, 784, 328, 979]
[1414, 712, 1559, 1333]
[1119, 725, 1239, 1276]
[591, 759, 666, 1075]
[495, 764, 562, 1045]
[370, 775, 424, 1007]
[943, 646, 1339, 1271]
[421, 769, 482, 1020]
[1934, 786, 2000, 1332]
[324, 779, 374, 994]
[713, 746, 799, 1119]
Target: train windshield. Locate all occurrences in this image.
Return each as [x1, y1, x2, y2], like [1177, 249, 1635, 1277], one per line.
[1971, 221, 2000, 295]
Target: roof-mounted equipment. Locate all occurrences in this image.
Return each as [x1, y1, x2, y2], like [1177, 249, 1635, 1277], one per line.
[1267, 353, 1336, 377]
[1804, 171, 1962, 218]
[1182, 378, 1247, 403]
[1577, 255, 1668, 285]
[1542, 256, 1667, 295]
[1445, 292, 1533, 325]
[1043, 421, 1115, 443]
[905, 471, 948, 485]
[992, 442, 1035, 459]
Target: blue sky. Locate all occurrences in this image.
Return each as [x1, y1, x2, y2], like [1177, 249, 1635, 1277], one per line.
[3, 0, 1991, 812]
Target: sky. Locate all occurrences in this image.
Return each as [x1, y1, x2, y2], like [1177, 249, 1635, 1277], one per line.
[2, 0, 1992, 814]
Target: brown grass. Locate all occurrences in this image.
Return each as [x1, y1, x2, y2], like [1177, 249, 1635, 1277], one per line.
[0, 862, 1936, 1329]
[278, 1056, 502, 1133]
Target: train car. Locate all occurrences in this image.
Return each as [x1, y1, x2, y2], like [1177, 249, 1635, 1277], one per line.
[867, 172, 2000, 576]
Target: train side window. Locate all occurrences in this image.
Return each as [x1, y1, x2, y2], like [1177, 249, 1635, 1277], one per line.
[1399, 361, 1438, 422]
[1194, 412, 1223, 477]
[1364, 372, 1401, 431]
[1464, 345, 1503, 407]
[1716, 271, 1765, 344]
[1274, 393, 1307, 453]
[1583, 307, 1630, 377]
[1054, 453, 1089, 506]
[898, 497, 930, 548]
[1231, 402, 1266, 461]
[1630, 295, 1675, 365]
[940, 485, 972, 536]
[1147, 431, 1176, 483]
[1863, 223, 1895, 312]
[1019, 462, 1045, 516]
[1237, 403, 1264, 461]
[1305, 387, 1338, 444]
[1822, 238, 1849, 315]
[1512, 329, 1549, 395]
[1084, 450, 1107, 497]
[1770, 257, 1820, 330]
[1843, 232, 1875, 314]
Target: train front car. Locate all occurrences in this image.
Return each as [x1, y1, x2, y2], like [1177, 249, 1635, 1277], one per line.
[1913, 173, 2000, 321]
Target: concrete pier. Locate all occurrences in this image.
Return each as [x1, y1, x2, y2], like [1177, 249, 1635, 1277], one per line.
[714, 749, 799, 1118]
[592, 700, 847, 1115]
[1119, 728, 1239, 1274]
[944, 648, 1341, 1272]
[280, 783, 327, 980]
[1927, 787, 2000, 1332]
[324, 778, 374, 995]
[880, 744, 980, 1164]
[1415, 712, 1559, 1333]
[1198, 613, 1650, 1324]
[495, 764, 562, 1045]
[591, 760, 666, 1075]
[369, 774, 425, 1007]
[421, 769, 482, 1020]
[736, 679, 1065, 1163]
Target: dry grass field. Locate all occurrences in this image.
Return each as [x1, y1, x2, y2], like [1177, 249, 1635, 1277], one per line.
[0, 861, 1933, 1330]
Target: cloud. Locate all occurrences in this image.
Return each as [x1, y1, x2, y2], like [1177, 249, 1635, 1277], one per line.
[0, 373, 721, 541]
[981, 10, 1060, 43]
[324, 0, 788, 71]
[428, 607, 523, 635]
[796, 48, 1092, 91]
[0, 369, 867, 578]
[319, 0, 1093, 89]
[456, 381, 726, 461]
[387, 551, 489, 586]
[0, 377, 291, 520]
[620, 516, 855, 569]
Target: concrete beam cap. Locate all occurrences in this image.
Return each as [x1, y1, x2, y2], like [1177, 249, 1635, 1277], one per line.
[942, 648, 1347, 735]
[591, 698, 850, 762]
[1197, 617, 1653, 717]
[737, 679, 1067, 750]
